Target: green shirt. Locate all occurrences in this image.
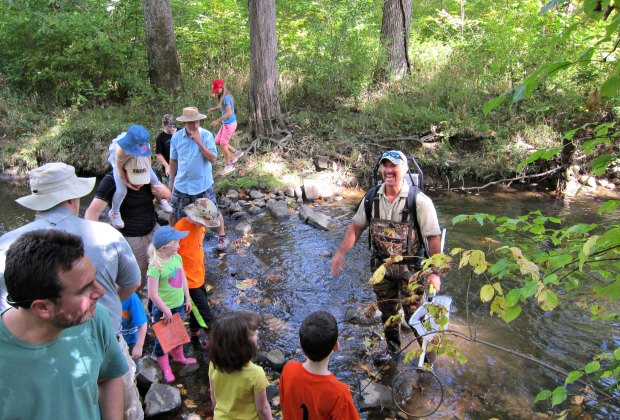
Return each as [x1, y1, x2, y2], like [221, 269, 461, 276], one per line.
[0, 305, 128, 419]
[147, 253, 185, 309]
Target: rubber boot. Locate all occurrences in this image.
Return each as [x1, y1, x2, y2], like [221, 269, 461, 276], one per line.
[171, 345, 197, 365]
[157, 355, 175, 383]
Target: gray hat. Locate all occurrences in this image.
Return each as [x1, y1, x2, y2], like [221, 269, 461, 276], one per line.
[380, 150, 409, 171]
[16, 163, 96, 211]
[152, 226, 189, 249]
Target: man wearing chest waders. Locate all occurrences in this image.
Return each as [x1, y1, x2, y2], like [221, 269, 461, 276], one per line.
[331, 150, 443, 364]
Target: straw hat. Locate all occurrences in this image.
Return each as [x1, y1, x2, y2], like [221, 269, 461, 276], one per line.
[184, 198, 220, 227]
[176, 107, 207, 122]
[16, 163, 96, 211]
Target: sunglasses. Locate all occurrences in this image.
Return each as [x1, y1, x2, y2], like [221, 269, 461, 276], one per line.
[381, 151, 403, 160]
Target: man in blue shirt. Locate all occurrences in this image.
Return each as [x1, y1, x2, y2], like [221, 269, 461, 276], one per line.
[169, 106, 229, 251]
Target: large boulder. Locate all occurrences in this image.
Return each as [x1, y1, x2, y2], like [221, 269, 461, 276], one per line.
[144, 383, 182, 418]
[266, 199, 290, 219]
[298, 205, 331, 230]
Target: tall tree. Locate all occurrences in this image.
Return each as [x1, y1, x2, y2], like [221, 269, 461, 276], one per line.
[142, 0, 181, 94]
[379, 0, 412, 80]
[248, 0, 286, 139]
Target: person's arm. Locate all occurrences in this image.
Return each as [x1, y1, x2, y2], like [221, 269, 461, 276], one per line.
[211, 104, 233, 128]
[147, 275, 173, 322]
[254, 389, 273, 420]
[84, 198, 108, 221]
[132, 323, 147, 359]
[426, 234, 442, 292]
[150, 183, 171, 201]
[155, 153, 170, 176]
[117, 282, 139, 302]
[182, 269, 192, 313]
[169, 158, 178, 192]
[187, 128, 217, 163]
[331, 222, 365, 277]
[209, 376, 217, 407]
[98, 377, 124, 420]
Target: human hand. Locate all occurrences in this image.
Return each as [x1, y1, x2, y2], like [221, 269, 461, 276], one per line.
[132, 345, 143, 360]
[185, 300, 192, 313]
[207, 107, 217, 114]
[210, 120, 219, 128]
[331, 252, 345, 277]
[164, 165, 170, 177]
[163, 309, 173, 324]
[150, 183, 170, 200]
[427, 273, 441, 293]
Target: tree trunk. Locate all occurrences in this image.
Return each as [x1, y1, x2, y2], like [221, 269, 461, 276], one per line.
[379, 0, 413, 80]
[142, 0, 181, 94]
[248, 0, 286, 139]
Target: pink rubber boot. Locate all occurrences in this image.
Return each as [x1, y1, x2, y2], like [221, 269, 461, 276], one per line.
[157, 355, 175, 383]
[170, 345, 197, 365]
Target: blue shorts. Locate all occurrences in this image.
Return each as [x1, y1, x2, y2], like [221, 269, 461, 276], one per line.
[170, 186, 220, 221]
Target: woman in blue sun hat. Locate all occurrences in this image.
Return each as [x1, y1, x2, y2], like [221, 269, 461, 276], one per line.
[107, 124, 173, 229]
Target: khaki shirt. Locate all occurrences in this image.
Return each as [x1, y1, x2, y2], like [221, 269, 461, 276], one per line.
[352, 181, 441, 238]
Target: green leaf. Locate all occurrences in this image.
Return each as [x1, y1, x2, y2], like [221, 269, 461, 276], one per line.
[483, 93, 508, 115]
[511, 84, 527, 104]
[601, 75, 620, 98]
[598, 200, 619, 214]
[584, 361, 601, 374]
[591, 155, 614, 176]
[579, 235, 599, 271]
[480, 284, 495, 303]
[473, 213, 485, 225]
[538, 289, 559, 311]
[584, 0, 611, 20]
[578, 47, 595, 63]
[534, 389, 552, 402]
[565, 370, 584, 384]
[548, 254, 572, 269]
[505, 288, 522, 307]
[522, 281, 539, 298]
[614, 349, 620, 360]
[500, 305, 521, 323]
[452, 215, 468, 224]
[606, 12, 620, 37]
[543, 273, 559, 285]
[551, 386, 567, 406]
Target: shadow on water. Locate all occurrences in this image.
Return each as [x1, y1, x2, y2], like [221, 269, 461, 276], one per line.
[1, 182, 618, 418]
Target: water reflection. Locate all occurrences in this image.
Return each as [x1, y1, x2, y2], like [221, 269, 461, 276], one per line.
[1, 181, 618, 418]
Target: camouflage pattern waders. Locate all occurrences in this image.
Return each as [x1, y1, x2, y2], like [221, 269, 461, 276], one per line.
[370, 218, 425, 351]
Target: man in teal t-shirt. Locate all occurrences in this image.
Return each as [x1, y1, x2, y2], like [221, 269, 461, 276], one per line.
[0, 230, 128, 419]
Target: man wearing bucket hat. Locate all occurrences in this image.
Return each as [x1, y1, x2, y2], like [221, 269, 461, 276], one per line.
[175, 198, 219, 348]
[107, 124, 173, 229]
[331, 150, 443, 364]
[0, 162, 144, 419]
[169, 106, 230, 251]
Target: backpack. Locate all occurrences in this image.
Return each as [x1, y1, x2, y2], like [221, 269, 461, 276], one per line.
[363, 155, 428, 260]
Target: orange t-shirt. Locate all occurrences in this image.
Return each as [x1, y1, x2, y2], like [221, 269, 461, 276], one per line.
[174, 218, 206, 289]
[279, 360, 360, 420]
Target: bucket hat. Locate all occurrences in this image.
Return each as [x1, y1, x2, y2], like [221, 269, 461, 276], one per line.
[184, 198, 220, 228]
[117, 125, 151, 157]
[176, 107, 207, 122]
[16, 162, 96, 211]
[124, 156, 151, 185]
[152, 226, 189, 250]
[211, 79, 224, 94]
[380, 150, 409, 171]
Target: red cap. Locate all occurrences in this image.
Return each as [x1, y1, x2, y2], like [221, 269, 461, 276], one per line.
[211, 79, 224, 94]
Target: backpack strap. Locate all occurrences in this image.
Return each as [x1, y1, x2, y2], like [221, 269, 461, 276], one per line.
[363, 186, 379, 250]
[407, 185, 426, 256]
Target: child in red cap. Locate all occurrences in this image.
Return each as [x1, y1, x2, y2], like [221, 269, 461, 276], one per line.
[208, 79, 243, 175]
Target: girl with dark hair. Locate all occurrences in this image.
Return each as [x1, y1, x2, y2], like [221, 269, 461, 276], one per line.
[208, 311, 272, 419]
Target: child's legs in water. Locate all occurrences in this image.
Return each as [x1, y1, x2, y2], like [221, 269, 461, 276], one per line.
[111, 168, 128, 213]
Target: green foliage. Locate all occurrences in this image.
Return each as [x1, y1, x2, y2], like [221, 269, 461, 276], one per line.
[452, 209, 620, 409]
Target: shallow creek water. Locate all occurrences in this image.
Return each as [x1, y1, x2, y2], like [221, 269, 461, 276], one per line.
[0, 181, 618, 419]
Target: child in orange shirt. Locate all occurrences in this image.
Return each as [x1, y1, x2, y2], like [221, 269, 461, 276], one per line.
[279, 311, 360, 419]
[175, 198, 218, 348]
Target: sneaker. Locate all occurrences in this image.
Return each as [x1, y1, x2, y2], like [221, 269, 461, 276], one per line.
[222, 164, 236, 175]
[216, 236, 230, 251]
[230, 150, 244, 164]
[160, 199, 173, 214]
[109, 211, 125, 229]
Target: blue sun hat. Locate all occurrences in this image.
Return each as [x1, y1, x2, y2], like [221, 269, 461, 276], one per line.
[152, 226, 189, 250]
[117, 125, 151, 157]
